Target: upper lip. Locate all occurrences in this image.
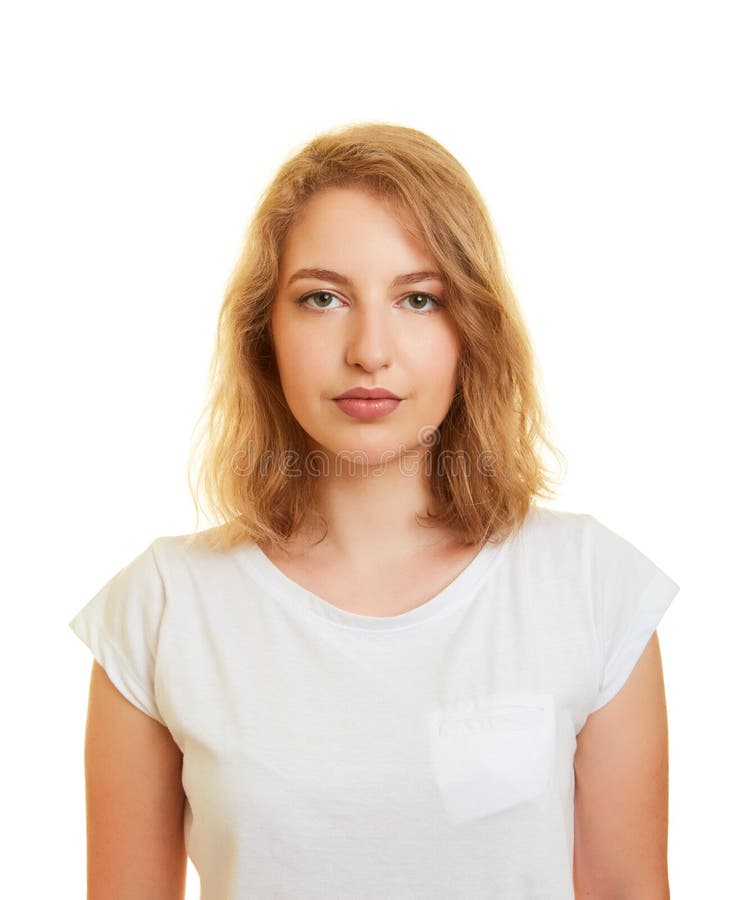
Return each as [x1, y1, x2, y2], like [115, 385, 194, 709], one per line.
[333, 387, 401, 400]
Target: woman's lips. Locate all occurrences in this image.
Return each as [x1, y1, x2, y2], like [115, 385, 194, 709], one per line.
[333, 397, 402, 420]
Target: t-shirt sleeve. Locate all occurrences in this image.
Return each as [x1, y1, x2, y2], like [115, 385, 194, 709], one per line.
[68, 540, 167, 725]
[585, 515, 680, 715]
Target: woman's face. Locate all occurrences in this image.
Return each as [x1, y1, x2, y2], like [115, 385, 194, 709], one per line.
[270, 186, 461, 469]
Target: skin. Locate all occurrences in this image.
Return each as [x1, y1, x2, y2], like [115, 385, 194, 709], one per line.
[573, 631, 670, 898]
[269, 185, 467, 572]
[81, 184, 671, 898]
[84, 661, 186, 899]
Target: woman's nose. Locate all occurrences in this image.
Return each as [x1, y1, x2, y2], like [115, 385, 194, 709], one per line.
[343, 305, 394, 372]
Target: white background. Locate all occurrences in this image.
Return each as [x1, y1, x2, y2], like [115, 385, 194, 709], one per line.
[2, 0, 738, 896]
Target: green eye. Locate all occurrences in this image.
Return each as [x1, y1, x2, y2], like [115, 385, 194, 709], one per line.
[296, 291, 341, 310]
[403, 293, 441, 312]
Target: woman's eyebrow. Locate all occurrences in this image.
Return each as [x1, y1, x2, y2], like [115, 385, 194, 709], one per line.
[286, 267, 443, 288]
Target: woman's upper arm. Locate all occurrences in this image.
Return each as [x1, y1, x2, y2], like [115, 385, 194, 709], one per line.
[573, 631, 670, 899]
[84, 660, 187, 900]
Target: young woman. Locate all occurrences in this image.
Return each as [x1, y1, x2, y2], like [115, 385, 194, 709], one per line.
[70, 123, 679, 899]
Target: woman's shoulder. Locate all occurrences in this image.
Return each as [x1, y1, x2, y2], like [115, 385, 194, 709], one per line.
[148, 524, 257, 578]
[153, 523, 249, 554]
[516, 504, 594, 545]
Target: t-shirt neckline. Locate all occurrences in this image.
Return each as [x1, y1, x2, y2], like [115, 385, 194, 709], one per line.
[240, 538, 509, 633]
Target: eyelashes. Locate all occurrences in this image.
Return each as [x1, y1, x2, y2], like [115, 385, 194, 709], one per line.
[295, 290, 443, 314]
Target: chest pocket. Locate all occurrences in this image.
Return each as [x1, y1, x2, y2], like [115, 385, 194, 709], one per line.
[427, 691, 557, 826]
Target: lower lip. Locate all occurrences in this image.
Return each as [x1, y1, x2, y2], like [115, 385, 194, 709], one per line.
[333, 398, 402, 419]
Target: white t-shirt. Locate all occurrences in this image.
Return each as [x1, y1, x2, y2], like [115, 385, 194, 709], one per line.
[69, 506, 680, 900]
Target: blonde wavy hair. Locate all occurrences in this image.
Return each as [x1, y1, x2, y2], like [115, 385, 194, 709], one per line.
[186, 122, 566, 553]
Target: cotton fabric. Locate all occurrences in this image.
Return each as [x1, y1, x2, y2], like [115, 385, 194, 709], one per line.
[69, 506, 680, 899]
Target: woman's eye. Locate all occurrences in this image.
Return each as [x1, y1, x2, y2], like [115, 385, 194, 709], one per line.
[401, 292, 441, 312]
[296, 291, 342, 310]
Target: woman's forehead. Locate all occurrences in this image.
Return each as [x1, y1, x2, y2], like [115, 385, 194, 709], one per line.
[279, 189, 435, 275]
